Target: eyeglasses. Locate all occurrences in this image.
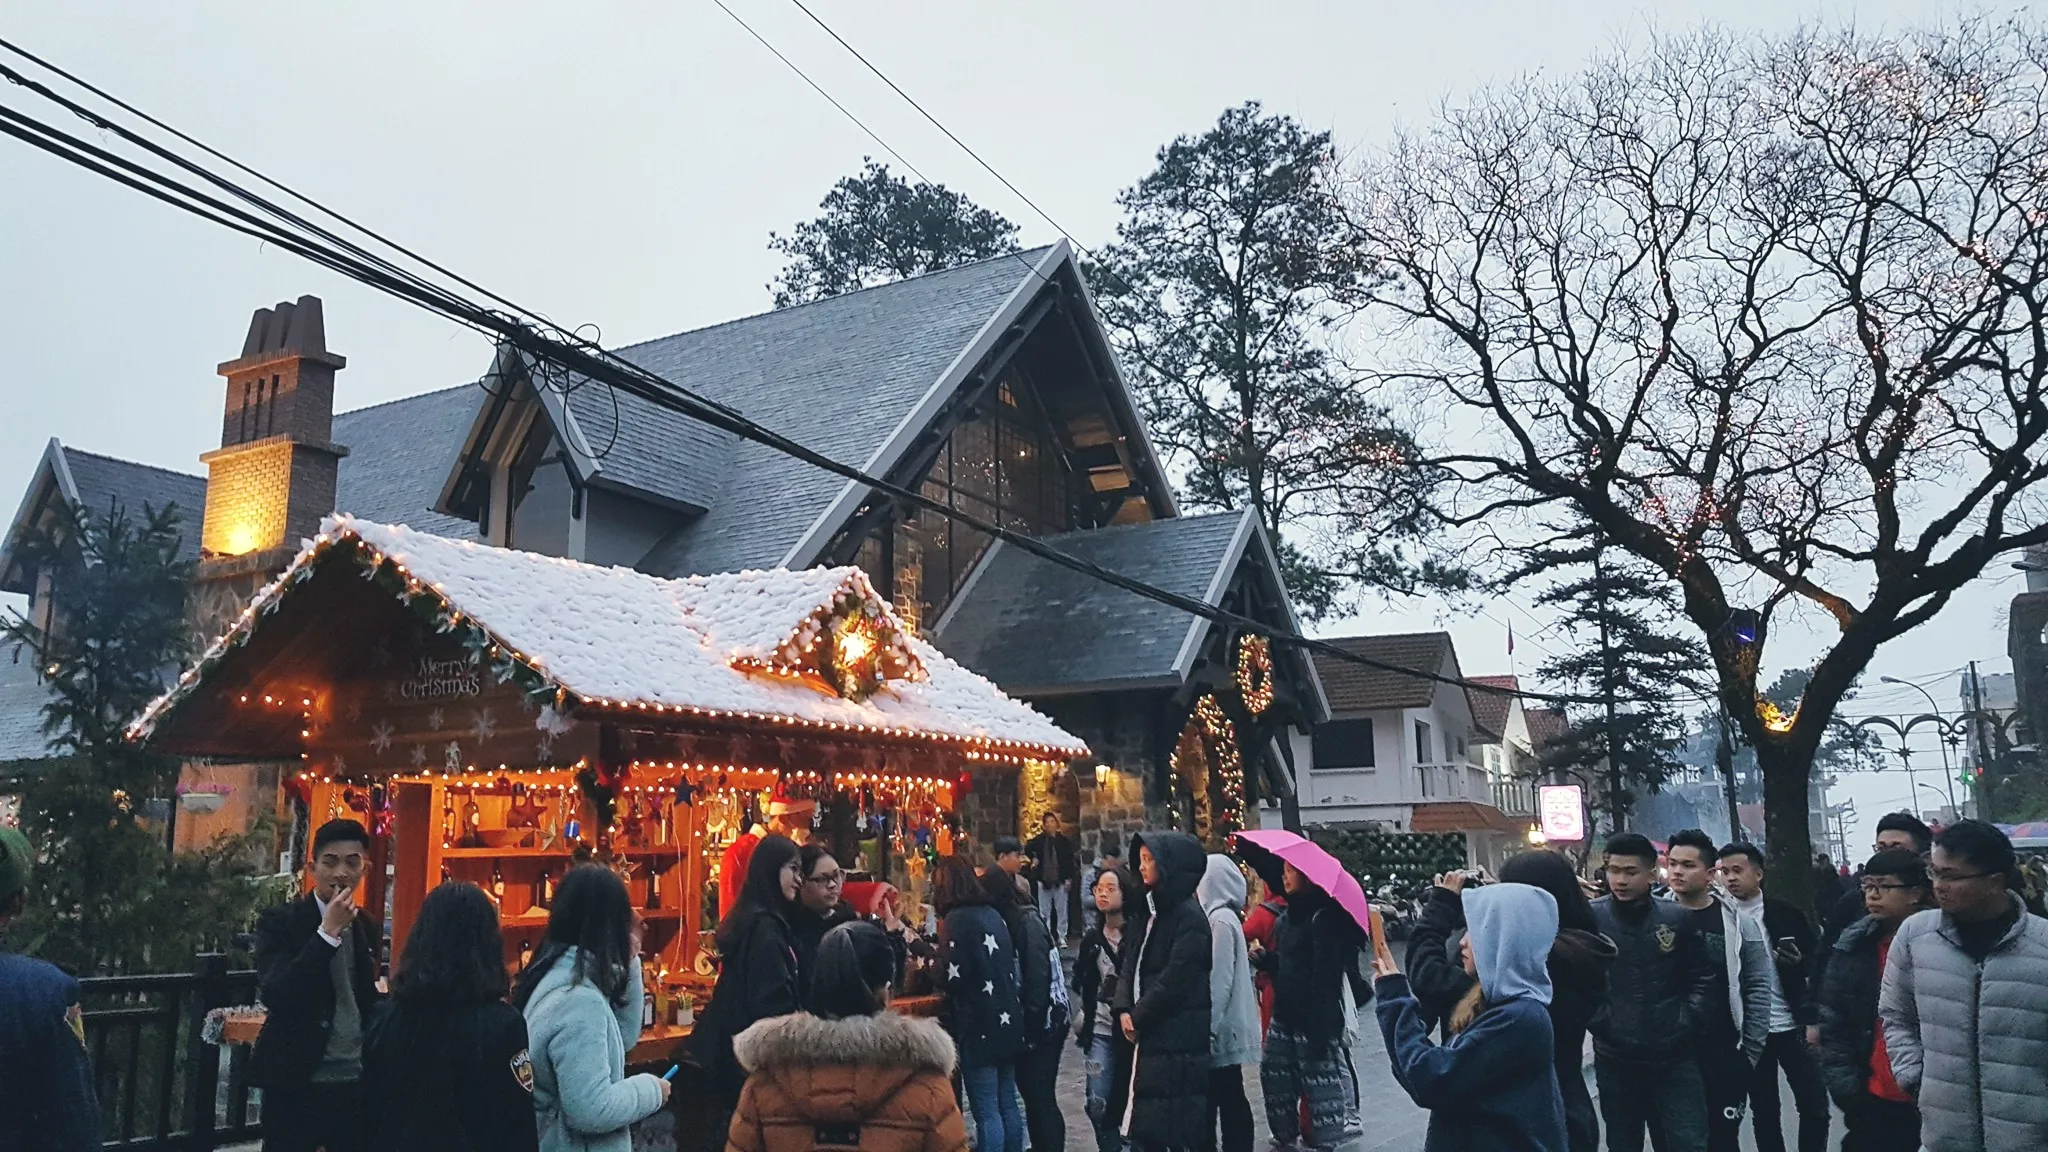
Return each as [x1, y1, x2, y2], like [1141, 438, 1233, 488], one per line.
[1860, 882, 1913, 895]
[806, 869, 845, 887]
[1930, 870, 1995, 885]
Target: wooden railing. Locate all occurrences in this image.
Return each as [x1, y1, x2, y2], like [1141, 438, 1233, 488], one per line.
[77, 953, 263, 1151]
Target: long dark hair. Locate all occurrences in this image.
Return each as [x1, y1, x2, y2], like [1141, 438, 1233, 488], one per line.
[933, 856, 988, 915]
[511, 865, 635, 1010]
[717, 833, 800, 953]
[809, 920, 895, 1020]
[1498, 849, 1597, 935]
[392, 881, 508, 1006]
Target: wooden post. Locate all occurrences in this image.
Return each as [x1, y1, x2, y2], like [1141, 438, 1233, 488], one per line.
[181, 952, 229, 1149]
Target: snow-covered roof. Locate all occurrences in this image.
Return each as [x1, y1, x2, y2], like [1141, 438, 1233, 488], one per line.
[132, 516, 1088, 760]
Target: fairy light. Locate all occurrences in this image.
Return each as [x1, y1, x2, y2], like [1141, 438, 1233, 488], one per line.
[1235, 635, 1275, 716]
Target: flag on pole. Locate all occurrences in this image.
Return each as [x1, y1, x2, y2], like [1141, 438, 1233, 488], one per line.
[1507, 619, 1515, 657]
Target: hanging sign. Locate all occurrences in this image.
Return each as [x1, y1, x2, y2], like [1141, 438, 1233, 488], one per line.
[1539, 784, 1586, 842]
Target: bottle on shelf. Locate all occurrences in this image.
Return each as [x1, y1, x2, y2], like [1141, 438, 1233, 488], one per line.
[640, 963, 656, 1030]
[461, 792, 483, 849]
[536, 868, 554, 910]
[653, 969, 669, 1027]
[439, 861, 451, 885]
[645, 865, 661, 911]
[490, 861, 506, 905]
[440, 790, 456, 848]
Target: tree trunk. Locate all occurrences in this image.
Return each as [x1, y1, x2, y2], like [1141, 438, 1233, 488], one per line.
[1755, 739, 1816, 913]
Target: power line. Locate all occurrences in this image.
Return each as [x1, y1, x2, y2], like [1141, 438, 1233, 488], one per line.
[0, 39, 1669, 713]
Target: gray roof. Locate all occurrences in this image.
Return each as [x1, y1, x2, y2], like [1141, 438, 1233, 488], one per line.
[622, 247, 1058, 576]
[333, 386, 481, 539]
[932, 511, 1252, 696]
[63, 450, 210, 563]
[0, 642, 57, 765]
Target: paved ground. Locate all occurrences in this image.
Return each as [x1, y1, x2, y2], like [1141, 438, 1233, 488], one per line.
[1048, 1016, 1846, 1152]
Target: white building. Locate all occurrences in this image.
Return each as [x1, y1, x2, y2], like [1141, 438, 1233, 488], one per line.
[1284, 633, 1524, 868]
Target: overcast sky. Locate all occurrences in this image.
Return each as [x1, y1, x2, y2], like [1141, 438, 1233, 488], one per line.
[0, 0, 2006, 844]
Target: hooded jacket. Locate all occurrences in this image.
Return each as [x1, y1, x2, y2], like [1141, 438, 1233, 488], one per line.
[1263, 885, 1370, 1047]
[520, 950, 667, 1152]
[1376, 884, 1568, 1152]
[1112, 831, 1212, 1148]
[1197, 854, 1261, 1068]
[725, 1010, 968, 1152]
[1879, 897, 2048, 1152]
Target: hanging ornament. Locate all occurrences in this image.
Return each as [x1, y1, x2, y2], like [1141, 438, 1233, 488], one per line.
[1236, 634, 1275, 716]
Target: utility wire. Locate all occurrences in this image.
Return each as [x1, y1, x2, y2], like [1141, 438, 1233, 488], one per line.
[0, 44, 1659, 712]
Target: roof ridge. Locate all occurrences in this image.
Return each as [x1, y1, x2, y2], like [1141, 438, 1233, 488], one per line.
[336, 382, 476, 418]
[59, 446, 206, 482]
[606, 244, 1062, 357]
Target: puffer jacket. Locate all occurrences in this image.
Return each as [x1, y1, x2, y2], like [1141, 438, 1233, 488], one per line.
[726, 1010, 968, 1152]
[1816, 914, 1890, 1108]
[1587, 896, 1715, 1064]
[1879, 897, 2048, 1152]
[520, 950, 667, 1152]
[936, 903, 1024, 1069]
[1113, 831, 1213, 1148]
[1197, 854, 1260, 1068]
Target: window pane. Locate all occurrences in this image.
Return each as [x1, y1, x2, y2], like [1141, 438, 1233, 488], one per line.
[1312, 719, 1375, 769]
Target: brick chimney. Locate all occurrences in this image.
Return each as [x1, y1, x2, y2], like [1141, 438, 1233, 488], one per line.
[198, 296, 350, 560]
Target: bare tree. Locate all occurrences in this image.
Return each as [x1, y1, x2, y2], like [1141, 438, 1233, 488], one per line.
[1350, 18, 2048, 905]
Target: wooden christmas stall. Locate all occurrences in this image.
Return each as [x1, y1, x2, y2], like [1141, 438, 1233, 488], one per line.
[131, 515, 1088, 1059]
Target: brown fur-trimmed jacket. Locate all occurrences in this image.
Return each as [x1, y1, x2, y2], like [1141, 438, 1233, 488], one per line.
[726, 1010, 968, 1152]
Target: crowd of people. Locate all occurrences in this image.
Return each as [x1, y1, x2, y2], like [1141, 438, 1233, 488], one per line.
[8, 807, 2048, 1152]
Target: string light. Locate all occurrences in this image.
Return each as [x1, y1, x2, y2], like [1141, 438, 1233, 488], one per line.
[1235, 635, 1275, 716]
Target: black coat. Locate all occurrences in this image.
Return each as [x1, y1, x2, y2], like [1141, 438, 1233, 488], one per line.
[1756, 897, 1820, 1027]
[1403, 885, 1476, 1038]
[937, 902, 1026, 1068]
[1024, 832, 1078, 891]
[692, 907, 801, 1099]
[1264, 889, 1370, 1048]
[362, 997, 538, 1152]
[250, 894, 382, 1090]
[1002, 900, 1066, 1041]
[1587, 896, 1715, 1064]
[1112, 831, 1212, 1148]
[1814, 914, 1890, 1108]
[790, 901, 856, 1008]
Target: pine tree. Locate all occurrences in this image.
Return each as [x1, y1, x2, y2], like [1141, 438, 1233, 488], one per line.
[1520, 528, 1711, 831]
[768, 159, 1021, 308]
[3, 500, 280, 973]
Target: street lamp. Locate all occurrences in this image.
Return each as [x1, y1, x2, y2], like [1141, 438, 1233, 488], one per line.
[1881, 676, 1960, 815]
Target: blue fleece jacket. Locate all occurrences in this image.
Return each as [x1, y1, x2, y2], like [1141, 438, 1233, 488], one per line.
[1376, 883, 1567, 1152]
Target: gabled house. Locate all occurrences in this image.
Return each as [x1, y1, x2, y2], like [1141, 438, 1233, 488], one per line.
[1, 244, 1325, 860]
[1293, 632, 1522, 867]
[1468, 674, 1537, 819]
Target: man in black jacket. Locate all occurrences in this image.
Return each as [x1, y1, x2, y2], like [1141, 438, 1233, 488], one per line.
[1024, 812, 1078, 945]
[250, 819, 382, 1152]
[1814, 849, 1933, 1152]
[1589, 832, 1716, 1152]
[1718, 842, 1828, 1152]
[1821, 813, 1932, 949]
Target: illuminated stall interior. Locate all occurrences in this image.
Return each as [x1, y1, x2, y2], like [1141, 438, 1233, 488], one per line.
[132, 515, 1086, 1038]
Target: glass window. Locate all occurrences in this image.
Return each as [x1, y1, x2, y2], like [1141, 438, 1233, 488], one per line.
[1415, 720, 1433, 763]
[1312, 719, 1375, 769]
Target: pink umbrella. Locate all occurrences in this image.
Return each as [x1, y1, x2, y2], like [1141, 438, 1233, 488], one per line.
[1233, 829, 1373, 940]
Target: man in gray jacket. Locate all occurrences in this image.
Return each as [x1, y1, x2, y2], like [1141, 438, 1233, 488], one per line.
[1880, 819, 2048, 1152]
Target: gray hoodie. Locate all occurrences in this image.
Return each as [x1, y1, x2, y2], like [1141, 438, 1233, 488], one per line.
[520, 948, 666, 1152]
[1464, 883, 1556, 1006]
[1197, 854, 1261, 1068]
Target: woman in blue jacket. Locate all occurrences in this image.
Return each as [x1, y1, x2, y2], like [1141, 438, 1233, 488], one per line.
[1374, 882, 1567, 1152]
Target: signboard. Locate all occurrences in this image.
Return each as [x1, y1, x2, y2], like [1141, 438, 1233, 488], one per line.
[1539, 784, 1586, 842]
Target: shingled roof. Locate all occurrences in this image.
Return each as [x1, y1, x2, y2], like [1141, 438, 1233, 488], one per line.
[931, 511, 1253, 696]
[1312, 633, 1459, 714]
[1468, 674, 1519, 741]
[528, 245, 1072, 577]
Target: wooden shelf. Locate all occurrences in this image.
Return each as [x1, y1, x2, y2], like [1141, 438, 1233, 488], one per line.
[442, 845, 690, 859]
[501, 909, 683, 928]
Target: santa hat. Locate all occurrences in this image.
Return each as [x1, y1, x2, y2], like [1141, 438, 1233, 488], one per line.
[767, 797, 816, 818]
